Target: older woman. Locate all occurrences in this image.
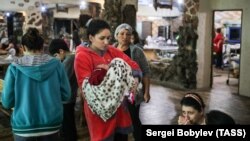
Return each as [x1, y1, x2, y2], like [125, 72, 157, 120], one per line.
[114, 23, 151, 141]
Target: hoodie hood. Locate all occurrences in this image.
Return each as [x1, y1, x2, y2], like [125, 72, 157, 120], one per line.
[12, 54, 60, 81]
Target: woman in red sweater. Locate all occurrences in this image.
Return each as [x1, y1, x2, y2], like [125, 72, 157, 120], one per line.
[213, 28, 224, 68]
[74, 19, 141, 141]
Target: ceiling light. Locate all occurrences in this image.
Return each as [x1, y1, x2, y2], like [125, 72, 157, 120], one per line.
[41, 6, 46, 12]
[6, 12, 10, 17]
[177, 0, 184, 4]
[80, 1, 88, 10]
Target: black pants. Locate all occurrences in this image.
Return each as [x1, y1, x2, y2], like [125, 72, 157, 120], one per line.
[114, 133, 128, 141]
[216, 52, 223, 68]
[61, 103, 77, 141]
[127, 103, 142, 141]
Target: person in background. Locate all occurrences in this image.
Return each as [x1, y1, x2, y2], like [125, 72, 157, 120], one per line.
[72, 30, 81, 51]
[16, 44, 24, 57]
[114, 23, 151, 141]
[74, 19, 142, 141]
[0, 37, 9, 55]
[78, 14, 92, 46]
[49, 39, 78, 141]
[178, 92, 235, 125]
[213, 28, 224, 69]
[1, 28, 71, 141]
[0, 36, 22, 57]
[0, 30, 8, 40]
[131, 30, 143, 48]
[6, 36, 19, 57]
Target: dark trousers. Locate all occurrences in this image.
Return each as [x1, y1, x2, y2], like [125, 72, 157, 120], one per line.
[216, 52, 223, 68]
[114, 133, 128, 141]
[14, 132, 60, 141]
[127, 103, 142, 141]
[61, 103, 77, 141]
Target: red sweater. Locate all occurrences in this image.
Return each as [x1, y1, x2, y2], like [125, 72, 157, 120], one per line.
[213, 33, 224, 53]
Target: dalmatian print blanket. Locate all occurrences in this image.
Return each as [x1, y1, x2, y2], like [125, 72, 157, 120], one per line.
[82, 58, 136, 122]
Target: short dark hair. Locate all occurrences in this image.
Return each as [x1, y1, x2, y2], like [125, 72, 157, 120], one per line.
[180, 93, 205, 112]
[22, 28, 44, 51]
[132, 30, 140, 44]
[216, 28, 221, 33]
[48, 39, 69, 55]
[87, 19, 111, 38]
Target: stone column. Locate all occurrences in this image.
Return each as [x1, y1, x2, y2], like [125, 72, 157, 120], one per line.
[102, 0, 138, 41]
[121, 0, 138, 29]
[102, 0, 122, 42]
[160, 0, 199, 89]
[174, 0, 199, 89]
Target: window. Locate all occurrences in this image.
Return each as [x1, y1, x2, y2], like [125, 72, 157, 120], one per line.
[227, 27, 241, 43]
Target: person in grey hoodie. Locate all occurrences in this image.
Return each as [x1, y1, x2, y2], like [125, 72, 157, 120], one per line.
[2, 28, 71, 141]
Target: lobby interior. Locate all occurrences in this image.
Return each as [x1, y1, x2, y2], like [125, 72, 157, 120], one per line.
[1, 0, 250, 140]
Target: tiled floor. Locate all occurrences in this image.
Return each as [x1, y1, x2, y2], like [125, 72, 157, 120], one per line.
[1, 68, 249, 141]
[140, 68, 250, 125]
[78, 68, 250, 141]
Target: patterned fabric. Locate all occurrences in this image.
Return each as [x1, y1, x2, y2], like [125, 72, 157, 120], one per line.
[13, 54, 53, 66]
[113, 43, 150, 105]
[82, 58, 135, 121]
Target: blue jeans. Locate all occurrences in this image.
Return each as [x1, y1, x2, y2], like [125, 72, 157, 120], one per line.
[14, 132, 60, 141]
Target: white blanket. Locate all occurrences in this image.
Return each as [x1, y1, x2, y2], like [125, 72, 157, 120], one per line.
[82, 58, 135, 121]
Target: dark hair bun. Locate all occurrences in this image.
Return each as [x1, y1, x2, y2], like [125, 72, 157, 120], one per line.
[21, 28, 44, 51]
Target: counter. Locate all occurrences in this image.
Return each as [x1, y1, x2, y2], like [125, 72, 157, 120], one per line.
[143, 46, 178, 60]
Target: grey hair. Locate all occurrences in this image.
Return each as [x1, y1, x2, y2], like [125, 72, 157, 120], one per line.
[114, 23, 132, 39]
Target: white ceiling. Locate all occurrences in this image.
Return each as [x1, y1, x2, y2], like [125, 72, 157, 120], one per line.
[138, 5, 182, 17]
[0, 0, 103, 12]
[0, 0, 182, 17]
[214, 11, 242, 28]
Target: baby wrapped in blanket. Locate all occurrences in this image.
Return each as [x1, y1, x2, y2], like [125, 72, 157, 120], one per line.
[82, 58, 137, 121]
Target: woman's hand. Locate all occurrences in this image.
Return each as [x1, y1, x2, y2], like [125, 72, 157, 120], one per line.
[178, 115, 191, 125]
[144, 92, 150, 103]
[96, 64, 109, 70]
[134, 77, 139, 89]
